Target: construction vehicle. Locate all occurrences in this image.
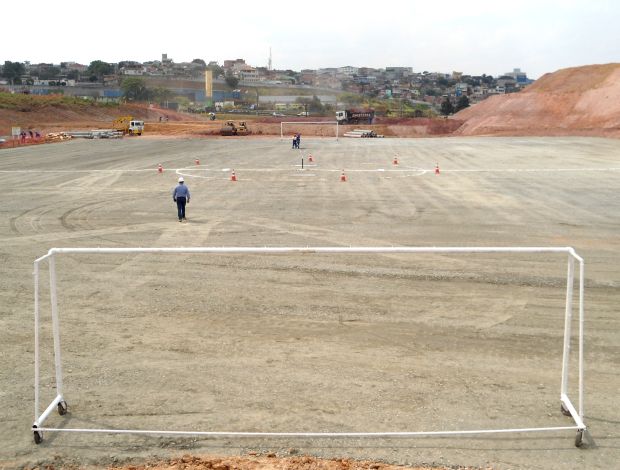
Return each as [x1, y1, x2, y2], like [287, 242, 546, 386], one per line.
[220, 120, 250, 136]
[113, 116, 144, 135]
[335, 108, 375, 125]
[236, 121, 249, 135]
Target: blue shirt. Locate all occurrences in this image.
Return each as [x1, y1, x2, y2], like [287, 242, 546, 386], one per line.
[172, 183, 190, 200]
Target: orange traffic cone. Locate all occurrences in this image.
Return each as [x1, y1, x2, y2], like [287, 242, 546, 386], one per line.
[393, 156, 399, 165]
[157, 163, 163, 174]
[231, 169, 237, 181]
[340, 169, 347, 182]
[308, 154, 314, 163]
[195, 158, 200, 165]
[435, 163, 440, 175]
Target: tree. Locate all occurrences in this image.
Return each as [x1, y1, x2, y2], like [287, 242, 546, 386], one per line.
[2, 61, 25, 85]
[192, 58, 206, 68]
[87, 60, 113, 82]
[207, 63, 223, 79]
[225, 73, 239, 89]
[121, 77, 149, 101]
[152, 86, 173, 103]
[66, 70, 79, 80]
[455, 95, 470, 112]
[39, 66, 61, 80]
[440, 98, 454, 116]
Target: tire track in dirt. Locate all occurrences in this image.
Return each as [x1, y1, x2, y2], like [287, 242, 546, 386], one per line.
[9, 205, 57, 236]
[59, 199, 122, 232]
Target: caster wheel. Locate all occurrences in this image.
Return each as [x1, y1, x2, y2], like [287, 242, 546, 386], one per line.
[575, 430, 584, 447]
[561, 403, 571, 417]
[57, 400, 68, 415]
[33, 426, 43, 444]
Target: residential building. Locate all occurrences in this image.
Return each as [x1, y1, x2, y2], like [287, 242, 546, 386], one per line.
[503, 68, 529, 84]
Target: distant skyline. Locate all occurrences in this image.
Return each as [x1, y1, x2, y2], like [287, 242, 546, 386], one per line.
[2, 0, 619, 79]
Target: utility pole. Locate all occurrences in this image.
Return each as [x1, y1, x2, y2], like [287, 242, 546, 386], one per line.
[255, 88, 259, 115]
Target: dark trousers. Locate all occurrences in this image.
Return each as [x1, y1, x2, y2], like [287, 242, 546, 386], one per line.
[176, 196, 186, 220]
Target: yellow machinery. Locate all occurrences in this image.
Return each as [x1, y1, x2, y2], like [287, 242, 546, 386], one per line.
[220, 121, 249, 136]
[113, 116, 145, 136]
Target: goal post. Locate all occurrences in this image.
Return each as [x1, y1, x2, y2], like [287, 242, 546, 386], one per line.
[32, 246, 586, 447]
[280, 121, 339, 141]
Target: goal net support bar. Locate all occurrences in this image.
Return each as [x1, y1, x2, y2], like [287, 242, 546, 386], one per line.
[32, 246, 586, 445]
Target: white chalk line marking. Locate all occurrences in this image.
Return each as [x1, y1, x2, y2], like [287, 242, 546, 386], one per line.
[2, 167, 619, 177]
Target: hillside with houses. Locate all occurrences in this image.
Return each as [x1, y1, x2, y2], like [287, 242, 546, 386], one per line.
[1, 54, 532, 116]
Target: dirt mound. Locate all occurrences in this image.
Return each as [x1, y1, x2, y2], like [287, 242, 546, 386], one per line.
[0, 99, 188, 136]
[101, 454, 471, 470]
[454, 63, 620, 137]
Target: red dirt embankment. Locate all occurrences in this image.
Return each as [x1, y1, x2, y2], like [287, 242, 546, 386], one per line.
[0, 101, 189, 137]
[454, 63, 620, 137]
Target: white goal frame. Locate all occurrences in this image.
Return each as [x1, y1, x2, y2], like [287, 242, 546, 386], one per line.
[32, 246, 586, 446]
[280, 121, 339, 141]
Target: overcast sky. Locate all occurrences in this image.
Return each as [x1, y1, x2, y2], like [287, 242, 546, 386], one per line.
[2, 0, 618, 79]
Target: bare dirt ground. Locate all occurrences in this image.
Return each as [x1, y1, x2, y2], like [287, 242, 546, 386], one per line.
[1, 136, 619, 470]
[454, 63, 620, 137]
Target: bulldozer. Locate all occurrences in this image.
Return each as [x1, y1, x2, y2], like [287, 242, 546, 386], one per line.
[220, 120, 250, 136]
[113, 116, 144, 136]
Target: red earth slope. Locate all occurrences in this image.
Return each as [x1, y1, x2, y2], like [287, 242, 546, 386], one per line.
[454, 63, 620, 137]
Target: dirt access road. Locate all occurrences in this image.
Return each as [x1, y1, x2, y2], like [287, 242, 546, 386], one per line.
[0, 136, 619, 470]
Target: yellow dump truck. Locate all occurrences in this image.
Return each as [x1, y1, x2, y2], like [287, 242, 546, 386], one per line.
[113, 116, 145, 136]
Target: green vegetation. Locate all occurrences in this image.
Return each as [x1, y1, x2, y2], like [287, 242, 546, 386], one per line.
[224, 73, 239, 89]
[2, 61, 25, 85]
[336, 92, 434, 118]
[87, 60, 113, 82]
[455, 95, 470, 112]
[120, 77, 173, 102]
[0, 91, 114, 111]
[295, 95, 328, 114]
[440, 97, 454, 116]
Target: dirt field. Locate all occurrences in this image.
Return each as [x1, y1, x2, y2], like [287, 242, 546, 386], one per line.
[0, 136, 619, 470]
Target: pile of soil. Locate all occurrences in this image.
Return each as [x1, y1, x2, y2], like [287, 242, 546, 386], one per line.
[454, 63, 620, 137]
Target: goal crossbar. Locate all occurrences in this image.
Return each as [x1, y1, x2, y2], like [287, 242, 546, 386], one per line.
[32, 246, 586, 445]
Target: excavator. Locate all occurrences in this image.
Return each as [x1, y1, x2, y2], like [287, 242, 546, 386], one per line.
[220, 121, 249, 136]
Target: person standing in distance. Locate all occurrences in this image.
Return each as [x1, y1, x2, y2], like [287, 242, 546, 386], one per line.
[172, 177, 190, 222]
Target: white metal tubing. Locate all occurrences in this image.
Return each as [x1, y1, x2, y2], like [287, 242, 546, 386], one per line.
[48, 255, 64, 396]
[35, 394, 63, 427]
[34, 252, 53, 263]
[33, 425, 580, 438]
[33, 246, 585, 444]
[578, 260, 585, 419]
[48, 246, 575, 256]
[34, 261, 40, 422]
[560, 394, 586, 430]
[560, 255, 575, 396]
[568, 248, 584, 263]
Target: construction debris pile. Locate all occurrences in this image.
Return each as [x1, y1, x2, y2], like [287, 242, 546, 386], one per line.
[45, 132, 72, 142]
[343, 129, 384, 138]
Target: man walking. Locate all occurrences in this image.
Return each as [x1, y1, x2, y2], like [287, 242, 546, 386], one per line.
[172, 177, 190, 222]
